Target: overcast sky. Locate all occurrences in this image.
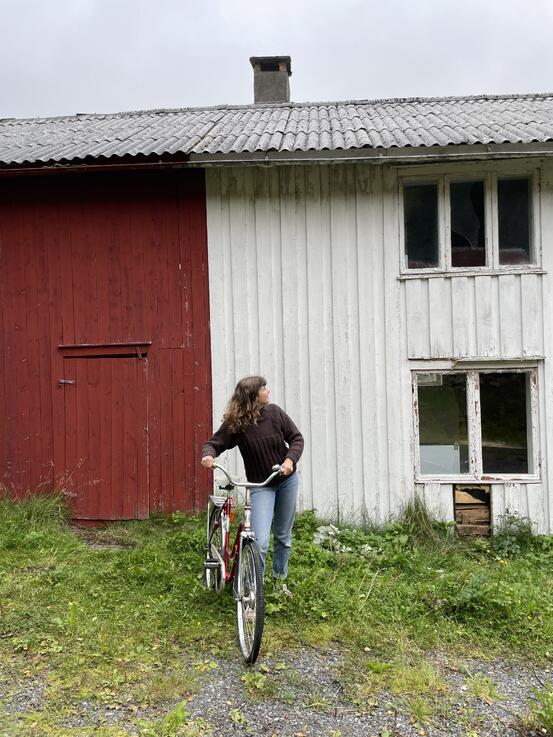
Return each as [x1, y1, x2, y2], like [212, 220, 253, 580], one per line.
[2, 0, 553, 119]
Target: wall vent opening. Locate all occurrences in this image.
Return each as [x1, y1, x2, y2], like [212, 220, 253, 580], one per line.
[454, 484, 491, 536]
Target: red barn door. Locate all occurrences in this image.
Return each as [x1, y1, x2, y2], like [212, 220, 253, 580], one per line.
[61, 352, 149, 520]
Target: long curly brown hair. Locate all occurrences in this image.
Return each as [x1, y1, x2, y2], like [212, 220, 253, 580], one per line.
[223, 376, 267, 434]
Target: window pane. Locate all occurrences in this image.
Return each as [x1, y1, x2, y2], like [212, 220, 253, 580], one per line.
[404, 184, 439, 269]
[480, 372, 530, 474]
[418, 374, 469, 474]
[450, 181, 486, 267]
[498, 178, 531, 264]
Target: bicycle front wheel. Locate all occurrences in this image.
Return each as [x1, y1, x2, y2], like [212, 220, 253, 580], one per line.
[236, 538, 264, 663]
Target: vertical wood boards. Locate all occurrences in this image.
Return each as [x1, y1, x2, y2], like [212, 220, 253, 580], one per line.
[382, 167, 414, 520]
[329, 165, 362, 519]
[0, 170, 211, 518]
[356, 166, 387, 521]
[538, 159, 553, 534]
[498, 275, 522, 357]
[418, 482, 453, 521]
[404, 273, 543, 360]
[279, 167, 304, 493]
[520, 273, 543, 358]
[178, 174, 211, 511]
[451, 277, 476, 357]
[428, 278, 453, 357]
[304, 166, 337, 516]
[405, 279, 429, 358]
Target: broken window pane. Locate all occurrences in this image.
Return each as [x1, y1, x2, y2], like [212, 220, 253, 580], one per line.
[404, 183, 439, 268]
[480, 372, 530, 474]
[498, 177, 531, 264]
[450, 180, 486, 267]
[418, 373, 469, 474]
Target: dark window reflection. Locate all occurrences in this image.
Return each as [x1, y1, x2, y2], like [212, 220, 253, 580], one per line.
[498, 178, 531, 265]
[419, 374, 469, 474]
[450, 181, 486, 267]
[404, 184, 439, 269]
[480, 372, 530, 474]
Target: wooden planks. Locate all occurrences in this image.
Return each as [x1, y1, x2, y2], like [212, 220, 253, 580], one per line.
[454, 484, 491, 536]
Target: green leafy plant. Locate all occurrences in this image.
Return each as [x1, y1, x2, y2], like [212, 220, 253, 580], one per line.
[491, 511, 535, 558]
[529, 682, 553, 733]
[241, 670, 268, 692]
[137, 701, 189, 736]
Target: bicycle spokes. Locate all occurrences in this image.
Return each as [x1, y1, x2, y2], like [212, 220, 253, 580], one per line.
[236, 538, 264, 663]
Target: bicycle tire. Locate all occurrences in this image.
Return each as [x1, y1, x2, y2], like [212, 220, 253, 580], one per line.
[236, 537, 264, 663]
[205, 506, 226, 594]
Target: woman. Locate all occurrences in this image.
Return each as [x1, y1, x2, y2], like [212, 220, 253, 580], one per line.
[201, 376, 304, 585]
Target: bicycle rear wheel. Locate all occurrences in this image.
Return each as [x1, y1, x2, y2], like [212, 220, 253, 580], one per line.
[205, 506, 226, 594]
[236, 538, 264, 663]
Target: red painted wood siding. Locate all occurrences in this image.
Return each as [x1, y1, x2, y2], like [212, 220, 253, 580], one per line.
[0, 169, 211, 518]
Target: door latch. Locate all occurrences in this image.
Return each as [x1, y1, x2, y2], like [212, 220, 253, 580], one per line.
[58, 379, 76, 386]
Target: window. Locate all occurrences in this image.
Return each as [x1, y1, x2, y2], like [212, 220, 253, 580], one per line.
[404, 183, 439, 268]
[401, 171, 537, 272]
[450, 180, 486, 267]
[498, 177, 531, 265]
[418, 373, 469, 474]
[414, 369, 538, 479]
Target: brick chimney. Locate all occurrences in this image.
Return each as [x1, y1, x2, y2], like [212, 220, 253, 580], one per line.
[249, 56, 292, 104]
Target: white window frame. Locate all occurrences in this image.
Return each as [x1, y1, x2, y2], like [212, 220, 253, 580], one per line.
[399, 162, 541, 276]
[412, 367, 540, 483]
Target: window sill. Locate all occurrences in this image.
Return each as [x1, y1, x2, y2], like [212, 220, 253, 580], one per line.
[415, 474, 541, 484]
[399, 268, 546, 280]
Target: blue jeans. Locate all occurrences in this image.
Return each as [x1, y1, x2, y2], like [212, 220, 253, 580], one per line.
[250, 472, 298, 580]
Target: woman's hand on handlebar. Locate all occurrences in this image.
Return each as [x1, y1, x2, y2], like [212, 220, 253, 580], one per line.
[201, 455, 215, 469]
[280, 458, 294, 477]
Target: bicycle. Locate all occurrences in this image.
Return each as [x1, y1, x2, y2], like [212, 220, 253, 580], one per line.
[203, 462, 281, 663]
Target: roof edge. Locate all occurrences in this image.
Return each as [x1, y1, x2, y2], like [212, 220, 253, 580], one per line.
[187, 141, 553, 166]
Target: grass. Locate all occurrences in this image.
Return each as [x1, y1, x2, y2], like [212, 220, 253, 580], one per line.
[338, 651, 451, 725]
[464, 672, 502, 703]
[1, 492, 553, 734]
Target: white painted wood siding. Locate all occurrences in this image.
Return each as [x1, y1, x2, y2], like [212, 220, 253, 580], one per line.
[205, 164, 412, 521]
[205, 161, 553, 532]
[405, 273, 544, 359]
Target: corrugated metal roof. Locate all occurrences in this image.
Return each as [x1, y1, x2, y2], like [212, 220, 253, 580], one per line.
[2, 92, 553, 165]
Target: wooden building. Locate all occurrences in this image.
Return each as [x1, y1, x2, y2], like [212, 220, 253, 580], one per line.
[2, 58, 553, 530]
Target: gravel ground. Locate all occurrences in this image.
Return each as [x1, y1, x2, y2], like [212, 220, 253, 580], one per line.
[185, 647, 551, 737]
[1, 647, 551, 736]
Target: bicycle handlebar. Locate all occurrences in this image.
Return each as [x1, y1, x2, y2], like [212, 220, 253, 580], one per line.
[211, 462, 282, 489]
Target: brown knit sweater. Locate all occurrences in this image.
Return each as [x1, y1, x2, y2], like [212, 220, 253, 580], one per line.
[201, 404, 304, 483]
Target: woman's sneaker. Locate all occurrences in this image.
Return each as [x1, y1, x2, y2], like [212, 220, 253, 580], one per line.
[280, 582, 293, 598]
[272, 577, 293, 598]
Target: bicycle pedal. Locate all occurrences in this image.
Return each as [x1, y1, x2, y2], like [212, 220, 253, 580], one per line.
[204, 558, 220, 569]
